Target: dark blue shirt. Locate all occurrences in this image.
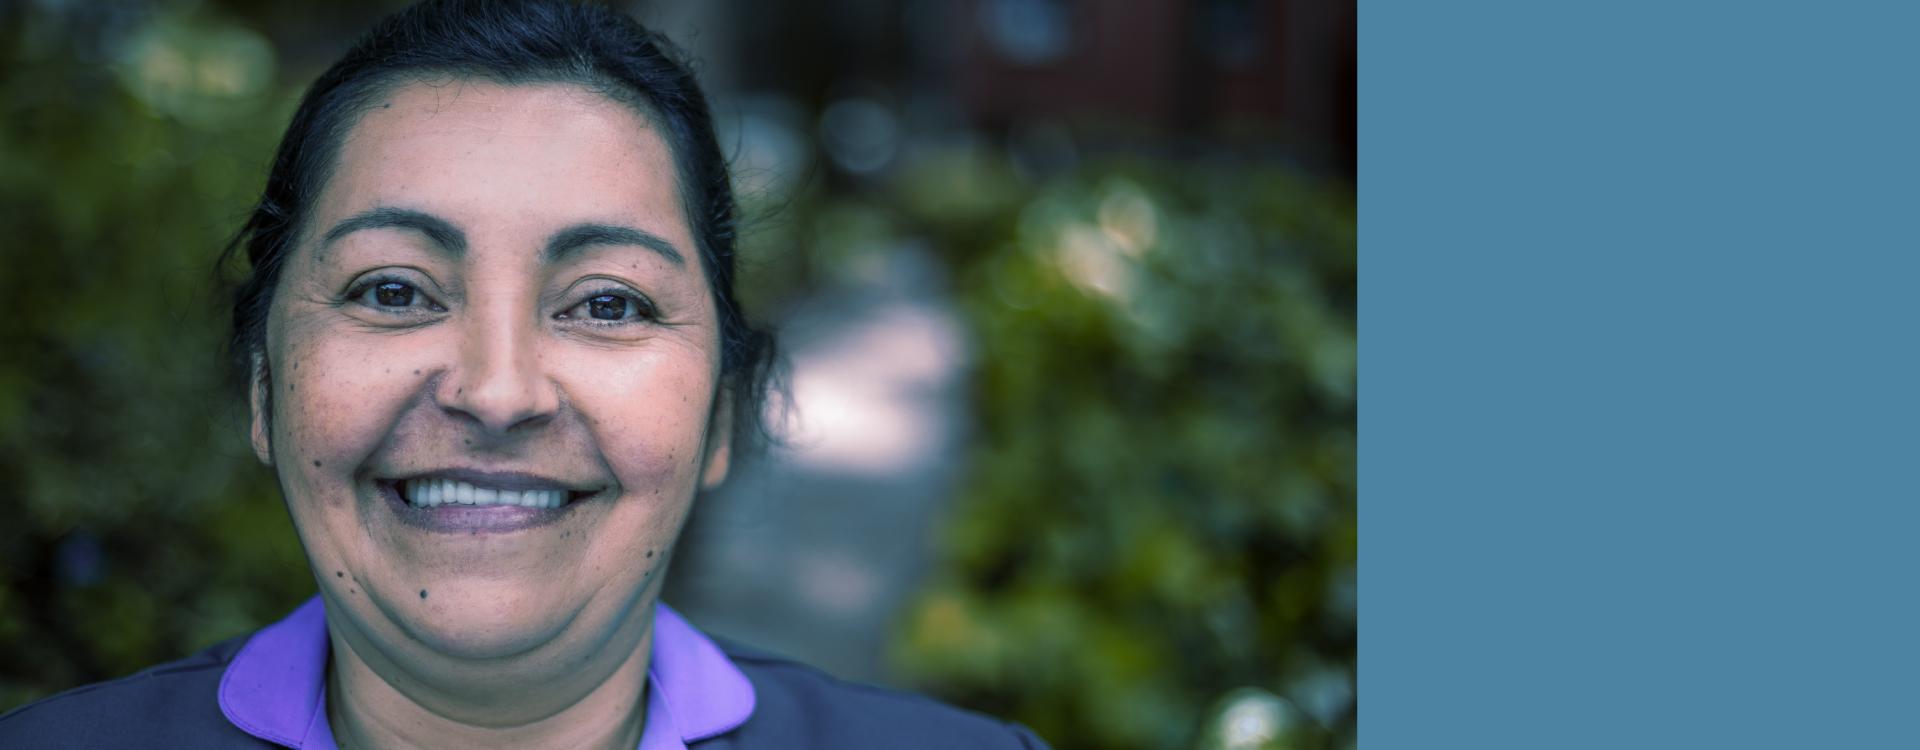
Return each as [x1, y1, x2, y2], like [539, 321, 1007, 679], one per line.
[0, 596, 1047, 749]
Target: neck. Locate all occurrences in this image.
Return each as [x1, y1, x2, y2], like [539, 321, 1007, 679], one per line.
[324, 605, 657, 750]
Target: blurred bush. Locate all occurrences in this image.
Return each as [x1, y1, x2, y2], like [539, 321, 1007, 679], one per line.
[0, 10, 313, 711]
[884, 156, 1356, 750]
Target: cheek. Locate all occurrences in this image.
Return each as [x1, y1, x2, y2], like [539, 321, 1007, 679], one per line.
[272, 321, 437, 481]
[562, 349, 718, 493]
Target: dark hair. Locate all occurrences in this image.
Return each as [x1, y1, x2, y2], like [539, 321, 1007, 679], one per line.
[220, 0, 777, 460]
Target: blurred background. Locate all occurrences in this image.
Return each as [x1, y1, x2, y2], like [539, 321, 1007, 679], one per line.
[0, 0, 1353, 748]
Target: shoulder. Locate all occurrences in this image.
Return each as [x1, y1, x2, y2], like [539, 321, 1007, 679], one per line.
[711, 641, 1049, 750]
[0, 637, 267, 749]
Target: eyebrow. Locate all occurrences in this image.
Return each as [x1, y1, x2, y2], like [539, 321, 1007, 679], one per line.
[321, 207, 466, 255]
[544, 222, 685, 267]
[320, 207, 686, 268]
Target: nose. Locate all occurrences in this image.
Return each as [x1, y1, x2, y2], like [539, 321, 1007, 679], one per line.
[436, 306, 560, 436]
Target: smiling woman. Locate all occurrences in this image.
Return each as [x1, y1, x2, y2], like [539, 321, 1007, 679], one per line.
[0, 1, 1044, 749]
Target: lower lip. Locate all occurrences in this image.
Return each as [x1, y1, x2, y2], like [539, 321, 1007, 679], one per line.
[378, 482, 589, 534]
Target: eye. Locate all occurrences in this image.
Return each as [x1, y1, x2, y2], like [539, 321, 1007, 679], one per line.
[587, 294, 627, 320]
[558, 290, 656, 324]
[346, 276, 444, 314]
[373, 282, 415, 308]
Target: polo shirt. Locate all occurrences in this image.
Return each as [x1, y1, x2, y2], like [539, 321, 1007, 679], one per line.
[0, 596, 1048, 749]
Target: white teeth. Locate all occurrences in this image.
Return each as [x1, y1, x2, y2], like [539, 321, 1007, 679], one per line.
[401, 479, 570, 510]
[406, 479, 434, 508]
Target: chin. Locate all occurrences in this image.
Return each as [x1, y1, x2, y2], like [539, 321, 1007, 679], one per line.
[392, 581, 582, 661]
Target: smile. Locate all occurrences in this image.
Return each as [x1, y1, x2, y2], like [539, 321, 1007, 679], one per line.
[375, 470, 605, 533]
[401, 478, 568, 509]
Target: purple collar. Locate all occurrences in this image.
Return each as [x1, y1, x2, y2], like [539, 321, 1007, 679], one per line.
[217, 596, 756, 749]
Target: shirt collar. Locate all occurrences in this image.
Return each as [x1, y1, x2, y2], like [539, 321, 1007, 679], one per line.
[218, 595, 755, 749]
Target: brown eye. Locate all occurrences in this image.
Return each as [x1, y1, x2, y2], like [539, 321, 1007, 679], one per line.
[349, 277, 441, 315]
[560, 289, 654, 325]
[374, 282, 415, 307]
[587, 295, 626, 320]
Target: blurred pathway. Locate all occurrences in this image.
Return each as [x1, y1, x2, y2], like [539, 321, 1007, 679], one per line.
[662, 245, 968, 686]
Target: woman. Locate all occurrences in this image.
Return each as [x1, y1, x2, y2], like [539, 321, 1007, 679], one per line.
[0, 1, 1045, 748]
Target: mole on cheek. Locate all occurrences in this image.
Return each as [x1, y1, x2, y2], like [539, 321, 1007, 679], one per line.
[420, 589, 428, 600]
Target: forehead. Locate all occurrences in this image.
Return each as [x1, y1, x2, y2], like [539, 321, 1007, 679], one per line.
[312, 79, 687, 251]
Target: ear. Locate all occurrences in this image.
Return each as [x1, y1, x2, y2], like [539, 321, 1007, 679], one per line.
[699, 389, 733, 490]
[248, 353, 274, 467]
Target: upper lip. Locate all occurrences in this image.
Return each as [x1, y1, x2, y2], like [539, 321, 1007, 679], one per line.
[388, 468, 600, 494]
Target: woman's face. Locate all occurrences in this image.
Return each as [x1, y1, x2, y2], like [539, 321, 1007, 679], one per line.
[251, 80, 729, 666]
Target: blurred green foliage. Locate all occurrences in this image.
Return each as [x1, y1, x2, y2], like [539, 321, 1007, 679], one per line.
[0, 10, 313, 711]
[880, 155, 1356, 750]
[2, 6, 1353, 749]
